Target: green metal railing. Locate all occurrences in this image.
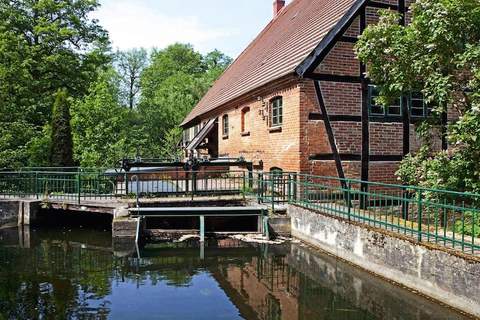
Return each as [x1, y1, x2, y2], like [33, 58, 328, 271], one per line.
[0, 170, 250, 203]
[283, 174, 480, 255]
[0, 171, 118, 203]
[1, 169, 479, 255]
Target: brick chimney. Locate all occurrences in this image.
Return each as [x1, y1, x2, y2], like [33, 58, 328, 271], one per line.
[273, 0, 285, 17]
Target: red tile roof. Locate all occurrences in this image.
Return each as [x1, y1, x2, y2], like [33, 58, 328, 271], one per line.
[182, 0, 359, 126]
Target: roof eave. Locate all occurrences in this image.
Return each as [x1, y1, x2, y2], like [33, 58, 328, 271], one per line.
[180, 72, 299, 128]
[295, 0, 367, 78]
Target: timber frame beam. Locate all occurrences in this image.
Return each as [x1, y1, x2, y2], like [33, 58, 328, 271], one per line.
[313, 80, 347, 184]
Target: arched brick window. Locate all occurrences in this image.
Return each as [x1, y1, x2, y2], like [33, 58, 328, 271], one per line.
[241, 107, 250, 134]
[222, 114, 229, 137]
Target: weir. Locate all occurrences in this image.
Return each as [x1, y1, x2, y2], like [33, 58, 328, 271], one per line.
[129, 206, 269, 242]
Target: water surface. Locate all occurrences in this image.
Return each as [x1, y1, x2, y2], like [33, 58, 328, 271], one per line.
[0, 227, 467, 319]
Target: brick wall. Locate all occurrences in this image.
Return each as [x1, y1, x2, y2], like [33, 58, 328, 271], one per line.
[198, 79, 303, 173]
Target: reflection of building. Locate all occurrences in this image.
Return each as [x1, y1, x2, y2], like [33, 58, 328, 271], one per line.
[212, 251, 380, 320]
[213, 255, 300, 320]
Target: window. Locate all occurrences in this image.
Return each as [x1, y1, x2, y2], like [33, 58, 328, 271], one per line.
[409, 92, 432, 118]
[193, 124, 200, 136]
[222, 114, 229, 137]
[270, 167, 284, 189]
[270, 97, 283, 127]
[368, 85, 401, 117]
[241, 107, 250, 134]
[270, 167, 283, 175]
[183, 129, 191, 146]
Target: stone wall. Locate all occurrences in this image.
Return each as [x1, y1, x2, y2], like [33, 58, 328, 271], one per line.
[288, 204, 480, 317]
[0, 201, 20, 227]
[287, 243, 466, 320]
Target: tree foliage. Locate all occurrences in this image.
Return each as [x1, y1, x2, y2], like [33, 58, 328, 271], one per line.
[137, 43, 231, 157]
[115, 48, 148, 108]
[0, 0, 110, 168]
[355, 0, 480, 193]
[0, 2, 231, 168]
[71, 69, 137, 167]
[50, 88, 74, 166]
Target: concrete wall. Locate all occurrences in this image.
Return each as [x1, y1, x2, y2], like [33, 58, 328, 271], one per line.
[287, 243, 466, 320]
[0, 201, 20, 227]
[0, 200, 40, 227]
[288, 204, 480, 317]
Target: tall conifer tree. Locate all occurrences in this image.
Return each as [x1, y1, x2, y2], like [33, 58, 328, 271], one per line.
[51, 89, 74, 167]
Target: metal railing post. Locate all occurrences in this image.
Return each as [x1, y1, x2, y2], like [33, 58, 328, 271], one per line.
[347, 181, 352, 221]
[77, 172, 81, 205]
[402, 186, 409, 221]
[125, 172, 129, 195]
[271, 174, 275, 213]
[242, 171, 246, 199]
[191, 171, 197, 201]
[257, 172, 263, 203]
[417, 190, 423, 242]
[293, 173, 298, 202]
[287, 173, 292, 203]
[35, 172, 38, 199]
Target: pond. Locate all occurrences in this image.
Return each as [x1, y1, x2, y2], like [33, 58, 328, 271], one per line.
[0, 227, 468, 320]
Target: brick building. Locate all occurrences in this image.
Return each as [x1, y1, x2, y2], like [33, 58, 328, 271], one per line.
[181, 0, 446, 184]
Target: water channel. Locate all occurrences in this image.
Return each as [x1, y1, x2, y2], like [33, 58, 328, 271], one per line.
[0, 224, 469, 319]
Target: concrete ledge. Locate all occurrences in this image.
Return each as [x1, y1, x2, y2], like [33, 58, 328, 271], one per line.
[288, 204, 480, 318]
[0, 200, 20, 227]
[112, 217, 139, 238]
[0, 200, 41, 227]
[268, 216, 291, 237]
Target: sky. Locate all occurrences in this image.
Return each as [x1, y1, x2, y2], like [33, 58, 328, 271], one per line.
[94, 0, 292, 59]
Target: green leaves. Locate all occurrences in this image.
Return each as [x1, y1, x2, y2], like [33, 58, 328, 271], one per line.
[136, 44, 231, 158]
[357, 0, 480, 193]
[71, 68, 134, 167]
[0, 0, 109, 168]
[50, 88, 74, 166]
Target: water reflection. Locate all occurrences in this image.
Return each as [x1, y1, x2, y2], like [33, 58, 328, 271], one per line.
[0, 227, 467, 320]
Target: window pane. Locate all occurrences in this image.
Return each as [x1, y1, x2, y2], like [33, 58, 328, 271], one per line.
[270, 97, 283, 126]
[387, 98, 401, 116]
[388, 105, 401, 116]
[370, 105, 384, 115]
[410, 93, 425, 117]
[223, 116, 228, 136]
[411, 107, 424, 117]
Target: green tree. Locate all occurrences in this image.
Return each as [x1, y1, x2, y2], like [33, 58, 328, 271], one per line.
[0, 0, 110, 167]
[71, 69, 138, 167]
[355, 0, 480, 193]
[138, 43, 231, 157]
[50, 88, 74, 166]
[115, 48, 148, 108]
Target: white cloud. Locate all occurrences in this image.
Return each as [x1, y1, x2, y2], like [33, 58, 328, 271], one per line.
[93, 0, 236, 52]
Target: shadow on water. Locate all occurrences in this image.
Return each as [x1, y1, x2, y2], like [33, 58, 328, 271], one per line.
[0, 226, 469, 320]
